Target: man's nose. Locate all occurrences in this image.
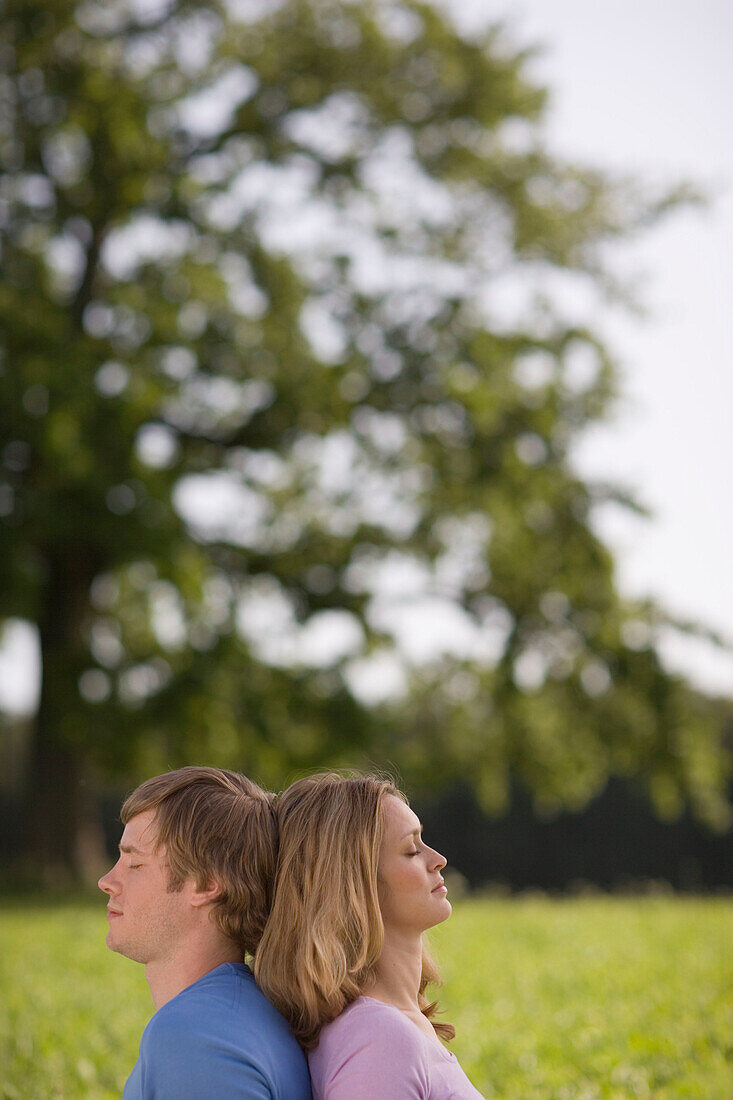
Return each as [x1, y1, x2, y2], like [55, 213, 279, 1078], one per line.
[98, 867, 118, 895]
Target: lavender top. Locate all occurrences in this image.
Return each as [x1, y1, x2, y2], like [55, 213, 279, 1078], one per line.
[307, 996, 484, 1099]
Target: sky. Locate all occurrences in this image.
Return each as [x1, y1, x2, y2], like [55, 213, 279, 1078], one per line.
[473, 0, 733, 694]
[1, 0, 731, 711]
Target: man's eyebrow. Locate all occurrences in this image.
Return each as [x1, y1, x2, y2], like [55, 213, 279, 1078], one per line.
[119, 843, 146, 855]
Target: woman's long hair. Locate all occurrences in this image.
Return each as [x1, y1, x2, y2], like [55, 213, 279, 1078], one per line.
[254, 772, 454, 1049]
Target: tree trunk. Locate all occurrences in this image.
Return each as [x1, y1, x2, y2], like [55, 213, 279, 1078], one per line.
[22, 703, 82, 880]
[20, 549, 104, 882]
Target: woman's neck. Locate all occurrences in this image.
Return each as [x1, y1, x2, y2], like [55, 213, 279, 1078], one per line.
[368, 930, 423, 1011]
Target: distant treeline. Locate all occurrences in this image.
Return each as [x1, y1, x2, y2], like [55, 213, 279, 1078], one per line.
[416, 780, 733, 893]
[2, 776, 730, 893]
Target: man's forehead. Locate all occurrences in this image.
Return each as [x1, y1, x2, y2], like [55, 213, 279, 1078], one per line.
[121, 809, 160, 851]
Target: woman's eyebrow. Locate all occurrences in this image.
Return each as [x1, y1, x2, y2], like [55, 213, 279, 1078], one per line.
[399, 827, 423, 840]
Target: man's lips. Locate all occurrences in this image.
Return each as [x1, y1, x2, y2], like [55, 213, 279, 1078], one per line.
[107, 908, 122, 918]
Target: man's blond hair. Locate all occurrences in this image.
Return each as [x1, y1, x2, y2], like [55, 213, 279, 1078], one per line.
[122, 766, 276, 957]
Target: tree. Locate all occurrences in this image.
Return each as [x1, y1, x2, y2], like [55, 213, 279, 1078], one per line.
[1, 0, 729, 875]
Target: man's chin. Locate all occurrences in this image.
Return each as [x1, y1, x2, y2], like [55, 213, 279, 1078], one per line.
[106, 931, 142, 962]
[106, 929, 124, 953]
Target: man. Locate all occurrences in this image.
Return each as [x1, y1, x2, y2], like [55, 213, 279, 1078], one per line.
[99, 766, 311, 1099]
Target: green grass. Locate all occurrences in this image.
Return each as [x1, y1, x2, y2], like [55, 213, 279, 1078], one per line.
[0, 895, 731, 1098]
[0, 896, 151, 1099]
[432, 896, 733, 1099]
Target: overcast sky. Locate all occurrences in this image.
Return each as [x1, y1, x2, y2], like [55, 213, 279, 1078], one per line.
[475, 0, 733, 694]
[1, 0, 731, 711]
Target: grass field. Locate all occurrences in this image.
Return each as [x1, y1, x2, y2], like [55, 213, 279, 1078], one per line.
[0, 894, 731, 1098]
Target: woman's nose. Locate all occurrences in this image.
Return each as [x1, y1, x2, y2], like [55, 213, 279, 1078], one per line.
[429, 848, 447, 871]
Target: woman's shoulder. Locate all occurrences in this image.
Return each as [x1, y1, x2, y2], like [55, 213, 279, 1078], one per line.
[318, 996, 424, 1045]
[308, 998, 432, 1099]
[312, 996, 433, 1067]
[313, 999, 485, 1100]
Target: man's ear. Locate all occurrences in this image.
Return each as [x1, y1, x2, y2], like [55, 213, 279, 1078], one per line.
[190, 879, 222, 908]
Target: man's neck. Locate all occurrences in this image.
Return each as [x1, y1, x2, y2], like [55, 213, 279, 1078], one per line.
[146, 939, 242, 1011]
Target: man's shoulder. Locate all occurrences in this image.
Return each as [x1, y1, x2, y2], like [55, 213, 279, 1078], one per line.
[138, 995, 211, 1059]
[144, 964, 289, 1046]
[138, 964, 311, 1099]
[164, 962, 257, 1012]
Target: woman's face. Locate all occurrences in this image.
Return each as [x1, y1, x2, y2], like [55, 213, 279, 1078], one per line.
[377, 794, 451, 937]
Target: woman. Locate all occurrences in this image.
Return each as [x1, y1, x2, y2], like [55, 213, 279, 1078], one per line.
[255, 773, 484, 1099]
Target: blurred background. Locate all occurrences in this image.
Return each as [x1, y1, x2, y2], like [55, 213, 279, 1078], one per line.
[1, 0, 732, 891]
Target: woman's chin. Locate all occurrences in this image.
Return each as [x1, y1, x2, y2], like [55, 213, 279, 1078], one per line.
[426, 897, 452, 928]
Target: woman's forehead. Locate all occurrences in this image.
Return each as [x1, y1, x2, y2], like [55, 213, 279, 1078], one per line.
[383, 794, 421, 836]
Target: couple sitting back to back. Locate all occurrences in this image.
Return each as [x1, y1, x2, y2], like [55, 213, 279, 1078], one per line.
[99, 766, 484, 1099]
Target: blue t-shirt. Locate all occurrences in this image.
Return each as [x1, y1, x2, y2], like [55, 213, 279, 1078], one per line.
[123, 962, 311, 1100]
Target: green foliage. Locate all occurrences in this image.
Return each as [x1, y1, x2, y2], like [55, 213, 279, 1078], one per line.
[1, 896, 731, 1097]
[0, 0, 729, 865]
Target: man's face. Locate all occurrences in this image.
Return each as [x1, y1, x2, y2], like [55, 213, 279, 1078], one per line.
[98, 810, 196, 965]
